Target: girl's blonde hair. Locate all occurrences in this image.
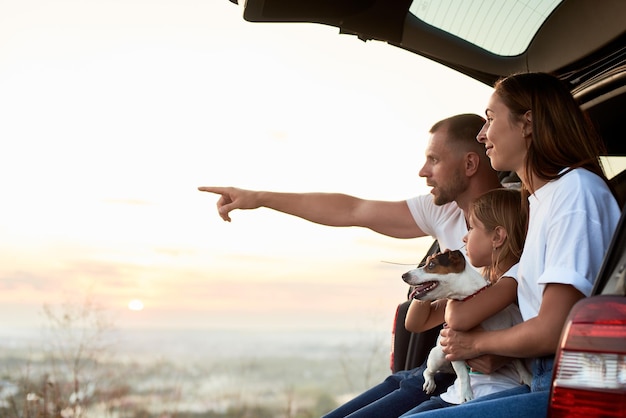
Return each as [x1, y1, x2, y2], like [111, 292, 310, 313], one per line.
[469, 188, 527, 283]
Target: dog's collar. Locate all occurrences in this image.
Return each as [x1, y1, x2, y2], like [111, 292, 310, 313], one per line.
[458, 284, 490, 301]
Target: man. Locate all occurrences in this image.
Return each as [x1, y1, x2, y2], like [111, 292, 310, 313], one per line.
[198, 114, 504, 418]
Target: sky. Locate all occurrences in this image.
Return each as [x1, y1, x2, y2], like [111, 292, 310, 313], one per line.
[0, 0, 493, 332]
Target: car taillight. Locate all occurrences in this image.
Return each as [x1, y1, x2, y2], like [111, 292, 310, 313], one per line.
[548, 295, 626, 418]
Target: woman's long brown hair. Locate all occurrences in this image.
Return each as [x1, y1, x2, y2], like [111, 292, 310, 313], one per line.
[493, 72, 620, 205]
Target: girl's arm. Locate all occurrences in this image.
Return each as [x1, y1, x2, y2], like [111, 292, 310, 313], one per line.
[440, 283, 584, 360]
[444, 276, 518, 331]
[405, 299, 447, 333]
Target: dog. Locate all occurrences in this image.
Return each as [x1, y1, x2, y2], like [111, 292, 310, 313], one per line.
[402, 249, 532, 403]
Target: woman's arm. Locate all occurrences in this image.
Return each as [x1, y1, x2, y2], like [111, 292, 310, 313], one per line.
[440, 283, 584, 360]
[445, 276, 518, 331]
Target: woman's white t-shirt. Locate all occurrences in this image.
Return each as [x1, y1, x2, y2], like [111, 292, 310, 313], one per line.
[517, 168, 621, 320]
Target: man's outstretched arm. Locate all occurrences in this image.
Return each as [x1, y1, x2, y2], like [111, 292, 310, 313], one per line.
[198, 186, 426, 239]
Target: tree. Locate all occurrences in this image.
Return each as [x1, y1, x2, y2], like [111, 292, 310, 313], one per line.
[39, 294, 116, 417]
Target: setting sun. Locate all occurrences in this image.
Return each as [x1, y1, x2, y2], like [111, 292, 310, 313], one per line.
[128, 299, 144, 311]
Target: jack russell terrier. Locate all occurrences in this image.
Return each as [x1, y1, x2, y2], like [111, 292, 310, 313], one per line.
[402, 249, 532, 403]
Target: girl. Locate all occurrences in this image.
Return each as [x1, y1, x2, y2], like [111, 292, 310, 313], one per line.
[401, 187, 529, 414]
[403, 72, 621, 418]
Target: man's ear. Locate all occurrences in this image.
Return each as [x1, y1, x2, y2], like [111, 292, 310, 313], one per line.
[493, 226, 508, 249]
[465, 152, 480, 176]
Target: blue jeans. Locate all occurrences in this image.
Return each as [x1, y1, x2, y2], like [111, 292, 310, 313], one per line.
[321, 362, 455, 418]
[400, 394, 455, 415]
[399, 384, 531, 416]
[401, 356, 554, 418]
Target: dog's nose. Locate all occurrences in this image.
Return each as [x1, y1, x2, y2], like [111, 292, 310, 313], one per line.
[402, 272, 409, 280]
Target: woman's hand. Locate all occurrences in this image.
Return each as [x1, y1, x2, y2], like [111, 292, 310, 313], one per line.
[440, 325, 515, 373]
[438, 327, 482, 361]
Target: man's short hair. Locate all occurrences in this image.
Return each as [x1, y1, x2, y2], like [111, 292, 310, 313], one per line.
[430, 114, 486, 147]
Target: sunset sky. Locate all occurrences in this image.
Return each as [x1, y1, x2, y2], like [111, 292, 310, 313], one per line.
[0, 0, 493, 332]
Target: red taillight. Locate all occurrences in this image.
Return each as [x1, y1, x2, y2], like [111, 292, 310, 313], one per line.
[548, 295, 626, 418]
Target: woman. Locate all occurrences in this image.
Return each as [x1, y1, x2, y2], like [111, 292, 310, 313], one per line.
[403, 72, 621, 418]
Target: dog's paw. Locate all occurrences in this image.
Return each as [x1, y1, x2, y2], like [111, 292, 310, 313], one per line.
[422, 378, 436, 394]
[459, 389, 474, 403]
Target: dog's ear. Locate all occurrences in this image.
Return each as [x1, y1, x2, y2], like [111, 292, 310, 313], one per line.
[448, 250, 466, 269]
[437, 251, 451, 266]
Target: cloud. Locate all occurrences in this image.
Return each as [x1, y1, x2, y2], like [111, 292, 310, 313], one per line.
[0, 271, 52, 291]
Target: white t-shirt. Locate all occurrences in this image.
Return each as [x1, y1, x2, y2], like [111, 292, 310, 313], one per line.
[517, 168, 621, 320]
[405, 195, 467, 252]
[440, 264, 528, 404]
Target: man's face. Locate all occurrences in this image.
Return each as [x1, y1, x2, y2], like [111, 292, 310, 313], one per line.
[418, 130, 468, 206]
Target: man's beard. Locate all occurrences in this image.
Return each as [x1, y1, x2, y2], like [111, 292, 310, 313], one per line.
[432, 169, 467, 206]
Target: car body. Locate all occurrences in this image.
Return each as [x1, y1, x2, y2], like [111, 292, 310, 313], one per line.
[226, 0, 626, 415]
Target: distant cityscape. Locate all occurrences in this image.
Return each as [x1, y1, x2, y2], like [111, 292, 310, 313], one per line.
[0, 326, 391, 417]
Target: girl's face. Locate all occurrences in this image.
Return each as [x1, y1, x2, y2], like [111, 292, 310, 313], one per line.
[463, 215, 495, 268]
[476, 92, 527, 174]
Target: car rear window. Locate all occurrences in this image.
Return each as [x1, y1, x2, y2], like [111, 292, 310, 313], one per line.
[409, 0, 563, 56]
